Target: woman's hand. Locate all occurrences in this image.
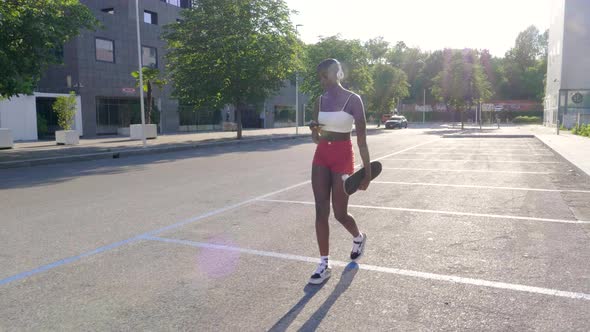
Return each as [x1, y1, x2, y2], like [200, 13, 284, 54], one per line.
[358, 170, 371, 191]
[311, 131, 320, 144]
[309, 121, 321, 144]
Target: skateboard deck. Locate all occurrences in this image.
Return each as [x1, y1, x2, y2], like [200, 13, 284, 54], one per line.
[343, 161, 382, 195]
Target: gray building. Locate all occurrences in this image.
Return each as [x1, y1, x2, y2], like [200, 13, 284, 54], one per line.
[37, 0, 190, 137]
[35, 0, 306, 138]
[545, 0, 590, 127]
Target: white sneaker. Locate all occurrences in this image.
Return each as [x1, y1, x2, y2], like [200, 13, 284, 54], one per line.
[308, 262, 331, 285]
[350, 233, 367, 261]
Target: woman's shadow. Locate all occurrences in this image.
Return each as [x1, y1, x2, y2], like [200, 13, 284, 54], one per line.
[268, 262, 359, 332]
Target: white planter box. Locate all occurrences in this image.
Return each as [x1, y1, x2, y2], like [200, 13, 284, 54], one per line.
[130, 124, 157, 140]
[0, 128, 14, 149]
[55, 130, 79, 145]
[222, 122, 237, 131]
[117, 127, 130, 136]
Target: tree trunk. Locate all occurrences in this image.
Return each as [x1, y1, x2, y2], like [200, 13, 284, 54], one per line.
[235, 102, 243, 140]
[461, 109, 464, 130]
[146, 82, 152, 125]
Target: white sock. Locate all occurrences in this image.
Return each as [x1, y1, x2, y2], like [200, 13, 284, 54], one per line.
[353, 233, 364, 242]
[321, 256, 329, 266]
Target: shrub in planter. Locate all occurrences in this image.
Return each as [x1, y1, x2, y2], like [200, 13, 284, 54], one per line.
[53, 92, 79, 145]
[512, 116, 541, 124]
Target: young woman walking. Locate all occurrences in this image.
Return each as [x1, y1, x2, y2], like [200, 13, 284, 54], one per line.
[308, 59, 372, 284]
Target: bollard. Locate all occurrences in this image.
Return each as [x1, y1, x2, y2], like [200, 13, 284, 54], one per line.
[557, 120, 560, 135]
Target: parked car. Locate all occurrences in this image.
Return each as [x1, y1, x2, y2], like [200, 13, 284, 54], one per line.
[385, 116, 408, 129]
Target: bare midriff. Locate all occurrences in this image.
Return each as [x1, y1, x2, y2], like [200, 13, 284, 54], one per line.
[318, 131, 351, 141]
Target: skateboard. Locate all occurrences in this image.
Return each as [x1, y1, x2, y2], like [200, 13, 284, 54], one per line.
[343, 161, 382, 195]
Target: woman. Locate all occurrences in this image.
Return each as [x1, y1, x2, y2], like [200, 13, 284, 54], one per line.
[308, 59, 371, 285]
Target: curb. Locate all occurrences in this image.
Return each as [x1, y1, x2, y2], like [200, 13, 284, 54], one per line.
[0, 134, 310, 169]
[534, 136, 590, 178]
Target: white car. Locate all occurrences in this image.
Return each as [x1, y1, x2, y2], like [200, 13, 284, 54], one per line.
[385, 116, 408, 129]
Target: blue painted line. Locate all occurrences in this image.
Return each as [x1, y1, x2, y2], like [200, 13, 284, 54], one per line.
[0, 236, 143, 286]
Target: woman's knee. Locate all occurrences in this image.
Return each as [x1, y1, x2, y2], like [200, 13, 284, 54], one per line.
[334, 210, 351, 224]
[315, 200, 330, 218]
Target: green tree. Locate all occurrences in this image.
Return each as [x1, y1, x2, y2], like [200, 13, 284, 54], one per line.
[163, 0, 300, 139]
[301, 35, 372, 102]
[506, 25, 544, 69]
[52, 91, 77, 130]
[415, 50, 445, 105]
[432, 49, 492, 129]
[131, 67, 167, 125]
[364, 37, 390, 64]
[385, 41, 407, 67]
[369, 64, 409, 116]
[0, 0, 97, 97]
[501, 26, 548, 101]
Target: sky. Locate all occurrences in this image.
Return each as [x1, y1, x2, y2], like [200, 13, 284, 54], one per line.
[285, 0, 553, 57]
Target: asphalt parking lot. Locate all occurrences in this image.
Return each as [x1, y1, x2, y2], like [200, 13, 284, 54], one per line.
[1, 130, 589, 331]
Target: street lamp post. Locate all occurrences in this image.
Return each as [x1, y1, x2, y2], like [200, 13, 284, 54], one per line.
[295, 24, 303, 135]
[135, 0, 147, 147]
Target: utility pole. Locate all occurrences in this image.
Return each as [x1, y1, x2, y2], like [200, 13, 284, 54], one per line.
[295, 24, 303, 135]
[135, 0, 146, 147]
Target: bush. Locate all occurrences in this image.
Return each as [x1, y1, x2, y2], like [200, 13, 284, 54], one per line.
[512, 116, 541, 124]
[52, 92, 77, 130]
[572, 124, 590, 137]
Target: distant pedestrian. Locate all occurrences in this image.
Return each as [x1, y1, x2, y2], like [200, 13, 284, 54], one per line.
[307, 59, 371, 285]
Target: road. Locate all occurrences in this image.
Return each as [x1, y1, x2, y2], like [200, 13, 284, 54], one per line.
[1, 127, 589, 331]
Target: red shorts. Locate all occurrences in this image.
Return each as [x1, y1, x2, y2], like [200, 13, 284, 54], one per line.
[312, 140, 354, 175]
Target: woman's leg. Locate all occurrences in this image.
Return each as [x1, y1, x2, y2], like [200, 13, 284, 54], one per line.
[331, 172, 360, 237]
[312, 165, 332, 256]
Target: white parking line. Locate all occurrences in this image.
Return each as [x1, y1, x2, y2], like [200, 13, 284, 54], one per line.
[416, 148, 547, 151]
[429, 145, 544, 149]
[371, 181, 590, 193]
[383, 158, 561, 164]
[144, 236, 590, 301]
[258, 199, 590, 225]
[382, 167, 554, 175]
[402, 152, 554, 157]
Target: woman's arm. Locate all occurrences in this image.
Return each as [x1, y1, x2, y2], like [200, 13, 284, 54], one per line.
[352, 95, 371, 190]
[310, 97, 320, 144]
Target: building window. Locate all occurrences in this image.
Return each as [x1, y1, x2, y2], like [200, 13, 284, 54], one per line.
[160, 0, 190, 8]
[142, 46, 158, 68]
[144, 10, 158, 25]
[101, 8, 114, 14]
[95, 38, 114, 63]
[162, 0, 180, 6]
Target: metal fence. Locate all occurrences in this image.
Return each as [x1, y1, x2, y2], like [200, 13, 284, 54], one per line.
[562, 112, 590, 129]
[177, 106, 222, 132]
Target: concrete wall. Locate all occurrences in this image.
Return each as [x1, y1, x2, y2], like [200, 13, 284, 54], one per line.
[0, 93, 82, 141]
[263, 81, 310, 128]
[545, 0, 590, 126]
[561, 0, 590, 90]
[0, 95, 38, 141]
[544, 0, 566, 126]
